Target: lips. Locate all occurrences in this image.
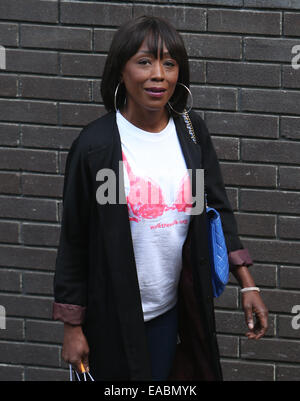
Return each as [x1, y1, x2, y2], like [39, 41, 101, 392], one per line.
[144, 87, 167, 98]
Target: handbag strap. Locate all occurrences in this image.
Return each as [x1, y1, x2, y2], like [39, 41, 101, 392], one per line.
[182, 110, 197, 144]
[182, 110, 208, 208]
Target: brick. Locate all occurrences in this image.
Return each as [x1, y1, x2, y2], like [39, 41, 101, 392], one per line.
[281, 117, 300, 140]
[22, 272, 54, 295]
[217, 334, 238, 357]
[278, 315, 300, 339]
[94, 28, 116, 52]
[245, 37, 299, 62]
[0, 100, 58, 125]
[205, 112, 279, 139]
[235, 213, 276, 237]
[60, 53, 106, 77]
[207, 61, 280, 87]
[247, 289, 300, 314]
[221, 359, 274, 381]
[26, 320, 63, 344]
[21, 125, 80, 150]
[0, 172, 20, 195]
[0, 244, 56, 270]
[0, 220, 20, 243]
[0, 23, 18, 46]
[183, 33, 241, 60]
[240, 189, 300, 214]
[212, 137, 239, 160]
[192, 86, 237, 111]
[226, 188, 238, 211]
[25, 366, 68, 381]
[241, 337, 300, 363]
[0, 293, 52, 319]
[133, 5, 206, 32]
[241, 89, 300, 116]
[280, 266, 300, 289]
[22, 174, 63, 198]
[0, 0, 58, 23]
[0, 74, 18, 97]
[22, 222, 60, 246]
[59, 103, 105, 127]
[0, 341, 59, 367]
[6, 49, 59, 75]
[20, 76, 91, 102]
[241, 138, 300, 165]
[60, 2, 132, 26]
[21, 25, 92, 52]
[141, 0, 243, 4]
[0, 318, 24, 341]
[243, 237, 300, 264]
[0, 196, 57, 221]
[284, 13, 300, 36]
[221, 163, 277, 188]
[0, 269, 21, 292]
[92, 79, 102, 103]
[0, 365, 23, 381]
[213, 286, 238, 309]
[208, 9, 280, 35]
[215, 310, 275, 336]
[277, 365, 300, 381]
[0, 148, 57, 173]
[278, 216, 300, 240]
[189, 60, 205, 84]
[282, 66, 300, 89]
[0, 123, 20, 146]
[245, 0, 300, 9]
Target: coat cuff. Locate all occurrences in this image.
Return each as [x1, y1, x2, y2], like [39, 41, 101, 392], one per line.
[228, 248, 253, 269]
[52, 302, 86, 325]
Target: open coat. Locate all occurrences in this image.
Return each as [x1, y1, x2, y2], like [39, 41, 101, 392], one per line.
[53, 110, 253, 381]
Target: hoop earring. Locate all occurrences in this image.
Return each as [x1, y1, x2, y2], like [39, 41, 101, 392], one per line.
[167, 83, 193, 115]
[114, 82, 127, 112]
[114, 82, 121, 112]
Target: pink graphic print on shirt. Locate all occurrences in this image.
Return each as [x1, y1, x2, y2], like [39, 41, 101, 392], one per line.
[122, 151, 193, 222]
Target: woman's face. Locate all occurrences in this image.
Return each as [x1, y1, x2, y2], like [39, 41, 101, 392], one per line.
[121, 37, 179, 114]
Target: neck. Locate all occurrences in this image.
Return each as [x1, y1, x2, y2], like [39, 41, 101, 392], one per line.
[120, 104, 170, 133]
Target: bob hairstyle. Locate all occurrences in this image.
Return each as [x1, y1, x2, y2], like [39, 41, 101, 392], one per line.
[101, 16, 190, 118]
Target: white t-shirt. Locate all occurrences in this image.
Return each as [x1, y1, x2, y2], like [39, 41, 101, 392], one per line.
[116, 110, 192, 321]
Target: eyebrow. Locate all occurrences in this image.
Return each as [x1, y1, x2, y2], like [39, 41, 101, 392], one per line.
[137, 50, 171, 56]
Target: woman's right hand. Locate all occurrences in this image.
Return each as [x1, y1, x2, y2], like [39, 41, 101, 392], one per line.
[62, 323, 90, 374]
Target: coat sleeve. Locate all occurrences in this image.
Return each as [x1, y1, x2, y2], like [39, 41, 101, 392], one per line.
[190, 111, 253, 271]
[52, 134, 92, 325]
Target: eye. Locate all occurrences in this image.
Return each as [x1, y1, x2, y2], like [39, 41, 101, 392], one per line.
[164, 60, 176, 68]
[138, 59, 151, 65]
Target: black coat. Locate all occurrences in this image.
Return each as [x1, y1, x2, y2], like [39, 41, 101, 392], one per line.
[53, 110, 252, 381]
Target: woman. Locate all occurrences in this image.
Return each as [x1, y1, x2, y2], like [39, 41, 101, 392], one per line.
[53, 16, 268, 381]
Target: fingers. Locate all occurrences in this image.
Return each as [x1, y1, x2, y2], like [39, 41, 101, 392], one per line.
[245, 311, 268, 340]
[244, 304, 254, 332]
[82, 354, 90, 373]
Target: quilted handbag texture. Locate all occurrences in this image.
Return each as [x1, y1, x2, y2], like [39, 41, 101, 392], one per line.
[206, 206, 229, 297]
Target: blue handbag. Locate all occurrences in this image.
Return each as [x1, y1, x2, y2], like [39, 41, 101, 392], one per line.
[183, 111, 229, 297]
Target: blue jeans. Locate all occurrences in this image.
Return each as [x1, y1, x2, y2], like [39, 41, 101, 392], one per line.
[144, 304, 178, 381]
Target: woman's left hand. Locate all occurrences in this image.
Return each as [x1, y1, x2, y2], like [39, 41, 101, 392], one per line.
[242, 291, 268, 340]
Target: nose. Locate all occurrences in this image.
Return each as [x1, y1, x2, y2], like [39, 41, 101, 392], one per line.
[151, 59, 165, 81]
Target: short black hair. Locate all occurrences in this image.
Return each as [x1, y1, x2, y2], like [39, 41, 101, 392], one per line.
[100, 16, 190, 117]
